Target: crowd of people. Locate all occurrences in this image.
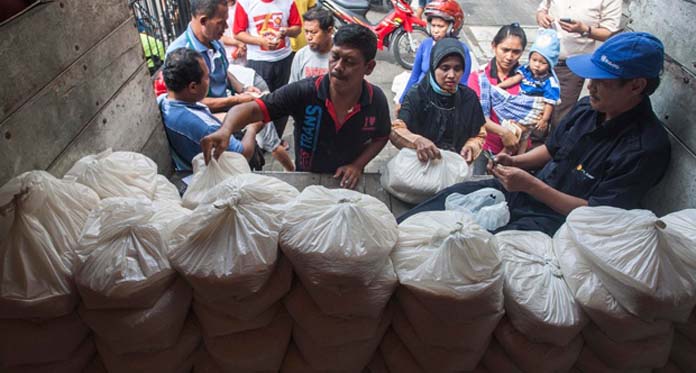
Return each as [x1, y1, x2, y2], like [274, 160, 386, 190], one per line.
[156, 0, 670, 235]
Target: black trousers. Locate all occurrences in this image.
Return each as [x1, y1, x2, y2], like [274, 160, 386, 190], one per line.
[247, 53, 294, 138]
[396, 178, 566, 236]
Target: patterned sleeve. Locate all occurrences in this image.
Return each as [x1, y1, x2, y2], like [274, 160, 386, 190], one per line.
[543, 76, 562, 105]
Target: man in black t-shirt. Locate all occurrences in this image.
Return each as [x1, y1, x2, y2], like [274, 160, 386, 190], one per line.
[201, 24, 390, 189]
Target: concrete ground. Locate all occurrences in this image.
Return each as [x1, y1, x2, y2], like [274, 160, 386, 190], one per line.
[262, 0, 540, 172]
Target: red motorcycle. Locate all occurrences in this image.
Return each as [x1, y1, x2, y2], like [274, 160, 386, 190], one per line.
[318, 0, 429, 70]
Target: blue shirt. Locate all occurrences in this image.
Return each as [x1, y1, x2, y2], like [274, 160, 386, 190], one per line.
[517, 65, 561, 104]
[166, 24, 229, 98]
[400, 37, 472, 103]
[157, 95, 244, 171]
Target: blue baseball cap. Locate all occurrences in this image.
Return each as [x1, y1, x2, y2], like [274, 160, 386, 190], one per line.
[567, 32, 664, 79]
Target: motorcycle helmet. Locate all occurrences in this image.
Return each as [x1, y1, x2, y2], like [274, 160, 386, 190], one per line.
[424, 0, 465, 37]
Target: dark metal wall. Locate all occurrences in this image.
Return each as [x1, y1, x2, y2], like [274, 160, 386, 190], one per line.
[129, 0, 192, 74]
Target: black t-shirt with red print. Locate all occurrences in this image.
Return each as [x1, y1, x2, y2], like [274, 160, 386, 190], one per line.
[256, 75, 391, 173]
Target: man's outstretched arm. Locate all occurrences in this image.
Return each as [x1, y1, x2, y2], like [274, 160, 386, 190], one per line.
[201, 101, 265, 164]
[491, 165, 588, 216]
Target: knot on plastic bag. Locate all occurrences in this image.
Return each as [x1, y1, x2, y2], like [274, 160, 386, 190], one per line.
[544, 257, 563, 278]
[449, 221, 465, 235]
[337, 197, 360, 204]
[213, 191, 242, 210]
[655, 219, 667, 230]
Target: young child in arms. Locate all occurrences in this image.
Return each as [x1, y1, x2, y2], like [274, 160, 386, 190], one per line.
[498, 28, 561, 153]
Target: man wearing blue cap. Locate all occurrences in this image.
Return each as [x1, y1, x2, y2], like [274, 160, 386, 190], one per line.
[398, 32, 671, 235]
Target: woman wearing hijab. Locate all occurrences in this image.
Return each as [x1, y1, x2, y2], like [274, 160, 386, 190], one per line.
[390, 37, 486, 167]
[399, 0, 472, 104]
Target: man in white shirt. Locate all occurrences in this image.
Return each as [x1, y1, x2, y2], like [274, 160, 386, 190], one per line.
[536, 0, 622, 130]
[289, 7, 334, 83]
[233, 0, 302, 137]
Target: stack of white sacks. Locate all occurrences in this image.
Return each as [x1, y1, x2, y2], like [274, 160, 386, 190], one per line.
[491, 231, 586, 372]
[280, 186, 398, 372]
[169, 173, 299, 372]
[74, 196, 196, 373]
[0, 171, 100, 372]
[554, 206, 696, 372]
[658, 209, 696, 371]
[387, 211, 503, 372]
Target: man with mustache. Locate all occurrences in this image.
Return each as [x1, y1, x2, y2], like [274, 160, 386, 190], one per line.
[289, 7, 334, 83]
[166, 0, 260, 113]
[399, 32, 671, 236]
[201, 24, 391, 189]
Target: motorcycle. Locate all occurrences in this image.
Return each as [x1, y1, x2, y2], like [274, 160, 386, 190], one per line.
[318, 0, 429, 70]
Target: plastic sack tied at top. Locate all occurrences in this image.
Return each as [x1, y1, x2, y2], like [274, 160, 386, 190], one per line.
[0, 171, 99, 318]
[63, 149, 159, 200]
[169, 174, 298, 302]
[495, 230, 587, 346]
[280, 186, 398, 289]
[75, 197, 175, 309]
[392, 211, 503, 319]
[564, 206, 696, 323]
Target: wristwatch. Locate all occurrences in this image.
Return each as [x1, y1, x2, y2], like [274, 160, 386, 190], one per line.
[581, 25, 592, 38]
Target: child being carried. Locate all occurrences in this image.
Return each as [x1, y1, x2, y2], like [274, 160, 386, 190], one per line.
[497, 28, 561, 154]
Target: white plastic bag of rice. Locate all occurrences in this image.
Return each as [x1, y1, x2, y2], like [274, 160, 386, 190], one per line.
[381, 148, 470, 204]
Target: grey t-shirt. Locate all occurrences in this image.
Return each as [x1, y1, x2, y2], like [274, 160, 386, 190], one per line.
[289, 46, 330, 83]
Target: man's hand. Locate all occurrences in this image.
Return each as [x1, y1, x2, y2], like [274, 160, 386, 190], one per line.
[536, 11, 554, 28]
[244, 85, 261, 94]
[259, 35, 280, 50]
[559, 19, 588, 35]
[334, 164, 362, 189]
[235, 93, 256, 105]
[491, 165, 538, 193]
[414, 137, 441, 162]
[460, 144, 476, 163]
[201, 128, 233, 164]
[486, 153, 515, 174]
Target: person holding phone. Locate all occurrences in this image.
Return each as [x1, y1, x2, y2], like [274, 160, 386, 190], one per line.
[536, 0, 623, 132]
[398, 32, 670, 236]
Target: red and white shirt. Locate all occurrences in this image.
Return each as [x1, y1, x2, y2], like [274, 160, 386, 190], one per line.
[234, 0, 301, 62]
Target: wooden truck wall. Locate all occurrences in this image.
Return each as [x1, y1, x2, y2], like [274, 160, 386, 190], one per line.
[0, 0, 172, 185]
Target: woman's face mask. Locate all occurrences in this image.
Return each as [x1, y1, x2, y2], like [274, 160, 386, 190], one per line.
[434, 55, 464, 93]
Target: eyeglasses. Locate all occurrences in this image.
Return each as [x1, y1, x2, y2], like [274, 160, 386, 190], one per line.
[510, 22, 520, 28]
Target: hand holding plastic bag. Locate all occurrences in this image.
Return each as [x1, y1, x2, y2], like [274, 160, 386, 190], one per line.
[182, 152, 251, 209]
[381, 148, 471, 204]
